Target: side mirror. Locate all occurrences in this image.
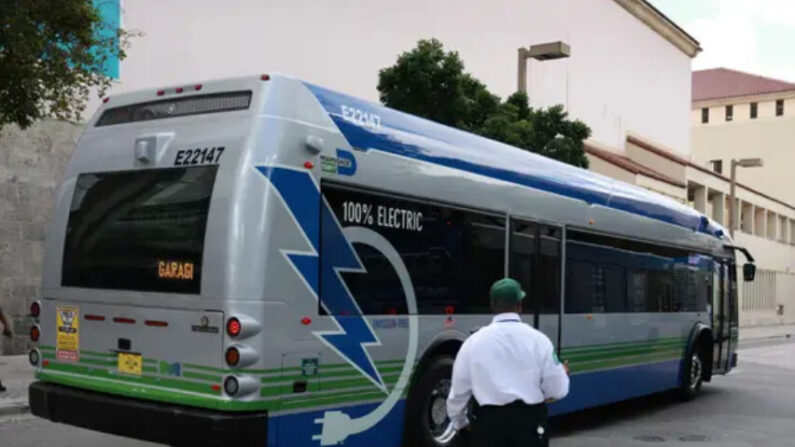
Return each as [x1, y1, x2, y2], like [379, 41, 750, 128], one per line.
[743, 263, 756, 282]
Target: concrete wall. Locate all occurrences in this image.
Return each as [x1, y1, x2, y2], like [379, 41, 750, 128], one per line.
[0, 120, 82, 354]
[91, 0, 693, 155]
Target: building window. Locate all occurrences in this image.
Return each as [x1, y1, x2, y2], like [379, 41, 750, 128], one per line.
[725, 105, 733, 122]
[710, 160, 723, 174]
[750, 102, 758, 119]
[701, 108, 709, 124]
[776, 99, 785, 116]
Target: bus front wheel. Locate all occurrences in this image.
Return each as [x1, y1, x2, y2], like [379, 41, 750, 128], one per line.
[679, 343, 705, 401]
[404, 355, 465, 447]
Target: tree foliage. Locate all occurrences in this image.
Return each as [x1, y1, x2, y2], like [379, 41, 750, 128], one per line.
[0, 0, 133, 129]
[378, 39, 591, 168]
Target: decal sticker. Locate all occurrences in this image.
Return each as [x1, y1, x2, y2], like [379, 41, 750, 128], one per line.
[259, 166, 420, 446]
[340, 105, 381, 131]
[174, 146, 225, 166]
[372, 318, 409, 330]
[56, 307, 79, 362]
[191, 316, 219, 334]
[320, 149, 357, 176]
[302, 358, 319, 377]
[159, 361, 182, 377]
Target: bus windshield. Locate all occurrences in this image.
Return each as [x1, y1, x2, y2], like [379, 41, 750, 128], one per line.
[61, 166, 218, 294]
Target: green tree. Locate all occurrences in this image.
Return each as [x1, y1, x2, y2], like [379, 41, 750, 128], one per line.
[378, 39, 590, 168]
[0, 0, 133, 129]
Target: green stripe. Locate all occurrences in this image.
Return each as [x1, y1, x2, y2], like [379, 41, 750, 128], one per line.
[260, 373, 402, 397]
[561, 337, 686, 354]
[564, 343, 686, 363]
[570, 351, 682, 374]
[182, 371, 223, 383]
[260, 365, 404, 384]
[184, 359, 406, 375]
[43, 361, 220, 396]
[37, 371, 279, 412]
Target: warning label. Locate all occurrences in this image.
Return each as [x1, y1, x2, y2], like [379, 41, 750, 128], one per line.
[56, 307, 79, 362]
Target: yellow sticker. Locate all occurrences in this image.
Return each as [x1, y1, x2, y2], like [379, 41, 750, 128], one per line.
[158, 260, 195, 280]
[56, 307, 79, 362]
[118, 352, 143, 376]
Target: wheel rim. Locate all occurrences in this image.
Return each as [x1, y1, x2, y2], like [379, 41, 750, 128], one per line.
[690, 354, 702, 390]
[428, 379, 455, 444]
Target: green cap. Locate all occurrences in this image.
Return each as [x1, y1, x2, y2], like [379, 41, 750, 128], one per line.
[490, 278, 526, 307]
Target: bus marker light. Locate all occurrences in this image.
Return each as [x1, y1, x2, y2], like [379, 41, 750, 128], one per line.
[227, 318, 242, 337]
[301, 317, 312, 326]
[304, 161, 314, 169]
[42, 360, 50, 367]
[156, 90, 165, 96]
[145, 320, 168, 327]
[211, 384, 221, 392]
[85, 314, 105, 321]
[30, 301, 41, 319]
[225, 347, 240, 367]
[261, 74, 271, 81]
[586, 314, 593, 320]
[445, 306, 455, 315]
[195, 84, 203, 91]
[102, 97, 110, 103]
[589, 219, 595, 225]
[176, 87, 184, 94]
[113, 317, 136, 324]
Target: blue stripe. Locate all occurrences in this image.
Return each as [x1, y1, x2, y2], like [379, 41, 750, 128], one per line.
[304, 82, 718, 237]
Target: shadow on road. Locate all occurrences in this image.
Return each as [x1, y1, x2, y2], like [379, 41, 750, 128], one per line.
[550, 387, 725, 436]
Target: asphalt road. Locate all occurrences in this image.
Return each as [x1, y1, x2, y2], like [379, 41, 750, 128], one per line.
[2, 339, 793, 447]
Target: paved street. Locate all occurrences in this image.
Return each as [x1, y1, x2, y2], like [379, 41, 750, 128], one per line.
[1, 339, 793, 446]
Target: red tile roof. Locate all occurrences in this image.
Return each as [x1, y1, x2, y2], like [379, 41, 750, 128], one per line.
[693, 68, 795, 102]
[585, 144, 686, 188]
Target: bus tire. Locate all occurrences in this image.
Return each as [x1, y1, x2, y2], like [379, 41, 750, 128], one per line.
[403, 355, 465, 447]
[679, 342, 705, 401]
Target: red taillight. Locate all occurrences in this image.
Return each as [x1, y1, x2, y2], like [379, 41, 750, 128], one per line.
[102, 97, 110, 103]
[84, 314, 105, 321]
[227, 318, 241, 337]
[445, 306, 455, 315]
[225, 347, 240, 367]
[30, 326, 40, 341]
[113, 317, 135, 324]
[304, 161, 314, 169]
[156, 90, 165, 96]
[176, 87, 184, 93]
[145, 320, 168, 327]
[260, 74, 270, 81]
[30, 302, 41, 318]
[301, 317, 312, 326]
[194, 84, 203, 91]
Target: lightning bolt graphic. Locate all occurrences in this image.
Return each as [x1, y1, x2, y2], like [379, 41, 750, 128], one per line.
[257, 166, 387, 392]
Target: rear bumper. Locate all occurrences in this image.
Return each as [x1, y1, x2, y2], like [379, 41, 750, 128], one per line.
[29, 381, 268, 447]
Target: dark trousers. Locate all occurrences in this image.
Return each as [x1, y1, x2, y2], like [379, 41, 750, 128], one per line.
[469, 401, 548, 447]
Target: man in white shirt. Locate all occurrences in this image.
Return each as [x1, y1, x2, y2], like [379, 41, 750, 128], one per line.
[446, 278, 569, 446]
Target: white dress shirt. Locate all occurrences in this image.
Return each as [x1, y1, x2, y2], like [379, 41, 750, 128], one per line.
[446, 312, 570, 430]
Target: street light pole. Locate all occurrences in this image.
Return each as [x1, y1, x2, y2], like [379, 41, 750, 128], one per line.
[728, 158, 764, 238]
[517, 41, 571, 95]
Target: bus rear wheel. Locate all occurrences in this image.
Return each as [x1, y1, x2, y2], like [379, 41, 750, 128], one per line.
[679, 343, 705, 401]
[404, 355, 465, 447]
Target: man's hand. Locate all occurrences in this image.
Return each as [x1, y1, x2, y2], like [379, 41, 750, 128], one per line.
[563, 360, 570, 375]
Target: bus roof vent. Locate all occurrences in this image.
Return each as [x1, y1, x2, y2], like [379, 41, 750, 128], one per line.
[96, 91, 252, 127]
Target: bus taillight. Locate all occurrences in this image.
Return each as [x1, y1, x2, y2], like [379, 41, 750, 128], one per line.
[30, 301, 41, 319]
[30, 325, 40, 342]
[227, 318, 242, 337]
[224, 376, 239, 396]
[225, 347, 240, 367]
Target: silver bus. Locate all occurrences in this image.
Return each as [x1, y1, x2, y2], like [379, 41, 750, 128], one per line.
[28, 74, 754, 447]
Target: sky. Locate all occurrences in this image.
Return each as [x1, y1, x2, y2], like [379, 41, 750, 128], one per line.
[652, 0, 795, 82]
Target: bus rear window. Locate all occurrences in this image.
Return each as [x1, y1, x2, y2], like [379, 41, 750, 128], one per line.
[95, 91, 252, 126]
[62, 166, 218, 294]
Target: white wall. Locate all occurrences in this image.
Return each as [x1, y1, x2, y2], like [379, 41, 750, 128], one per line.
[101, 0, 692, 154]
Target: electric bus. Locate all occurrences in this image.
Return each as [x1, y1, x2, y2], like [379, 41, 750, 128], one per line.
[28, 73, 754, 447]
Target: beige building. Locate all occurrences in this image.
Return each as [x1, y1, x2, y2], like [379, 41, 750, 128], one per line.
[587, 68, 795, 327]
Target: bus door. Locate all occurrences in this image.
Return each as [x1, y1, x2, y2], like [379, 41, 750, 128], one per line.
[712, 261, 731, 372]
[509, 219, 563, 348]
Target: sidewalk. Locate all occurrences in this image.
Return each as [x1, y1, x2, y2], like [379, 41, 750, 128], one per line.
[0, 355, 33, 417]
[739, 323, 795, 342]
